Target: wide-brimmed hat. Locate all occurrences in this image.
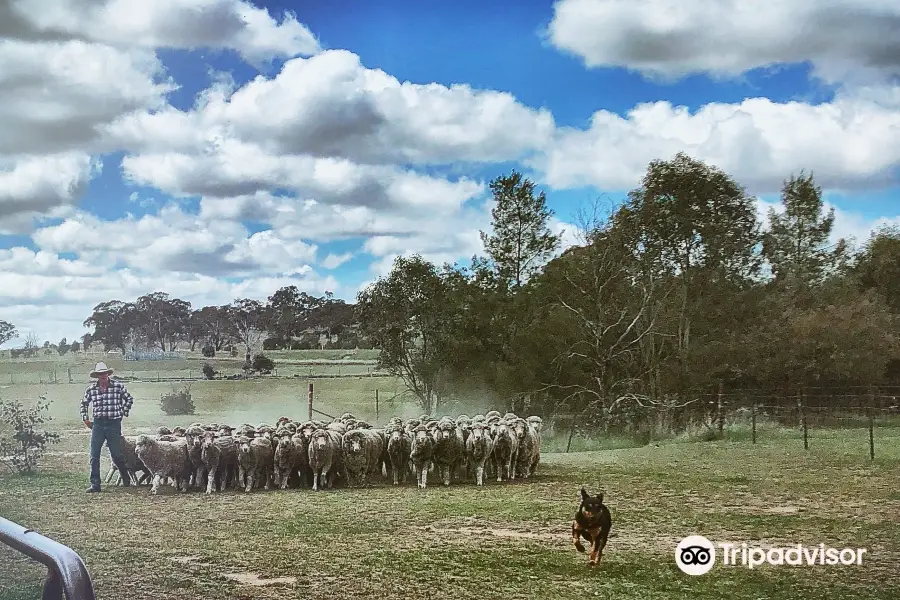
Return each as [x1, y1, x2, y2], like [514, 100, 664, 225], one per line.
[89, 362, 114, 378]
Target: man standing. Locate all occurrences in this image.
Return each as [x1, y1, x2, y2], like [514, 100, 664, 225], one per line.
[81, 362, 135, 493]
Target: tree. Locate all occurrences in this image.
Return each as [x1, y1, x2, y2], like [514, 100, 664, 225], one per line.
[133, 292, 192, 351]
[192, 306, 234, 351]
[617, 152, 762, 391]
[762, 172, 846, 289]
[24, 332, 39, 357]
[0, 397, 60, 474]
[479, 170, 561, 289]
[852, 225, 900, 313]
[227, 299, 268, 353]
[356, 255, 454, 414]
[57, 337, 69, 355]
[83, 300, 136, 351]
[69, 341, 80, 353]
[266, 286, 324, 343]
[81, 333, 93, 351]
[0, 320, 17, 348]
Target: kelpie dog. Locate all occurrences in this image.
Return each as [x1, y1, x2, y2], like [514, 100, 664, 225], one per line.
[572, 486, 612, 566]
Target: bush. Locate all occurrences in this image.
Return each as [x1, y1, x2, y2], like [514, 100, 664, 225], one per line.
[0, 397, 60, 474]
[251, 353, 275, 374]
[202, 363, 216, 380]
[263, 337, 284, 351]
[201, 345, 215, 358]
[160, 384, 195, 416]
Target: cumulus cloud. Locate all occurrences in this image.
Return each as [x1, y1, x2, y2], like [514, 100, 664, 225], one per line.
[108, 49, 555, 165]
[121, 139, 486, 210]
[1, 0, 320, 63]
[31, 205, 318, 277]
[536, 86, 900, 193]
[546, 0, 900, 83]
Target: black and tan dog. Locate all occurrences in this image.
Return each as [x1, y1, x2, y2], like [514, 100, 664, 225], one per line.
[572, 486, 612, 566]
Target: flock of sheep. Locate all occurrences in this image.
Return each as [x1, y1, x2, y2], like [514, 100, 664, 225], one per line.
[108, 411, 544, 494]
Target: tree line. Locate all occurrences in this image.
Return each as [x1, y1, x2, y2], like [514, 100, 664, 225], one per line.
[355, 154, 900, 428]
[0, 288, 361, 359]
[0, 153, 898, 434]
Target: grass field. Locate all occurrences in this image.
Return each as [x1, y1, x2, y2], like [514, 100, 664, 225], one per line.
[1, 353, 899, 599]
[1, 433, 898, 600]
[0, 348, 384, 384]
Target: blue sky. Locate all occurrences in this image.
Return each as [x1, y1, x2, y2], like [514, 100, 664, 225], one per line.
[1, 0, 898, 345]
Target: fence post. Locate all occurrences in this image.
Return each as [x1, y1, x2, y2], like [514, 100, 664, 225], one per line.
[868, 407, 875, 461]
[566, 413, 577, 453]
[307, 382, 313, 421]
[799, 386, 808, 450]
[751, 401, 757, 444]
[375, 389, 379, 423]
[157, 371, 160, 382]
[67, 367, 73, 383]
[717, 381, 724, 439]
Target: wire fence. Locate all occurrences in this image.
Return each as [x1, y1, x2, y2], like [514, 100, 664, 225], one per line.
[547, 387, 900, 459]
[0, 366, 393, 385]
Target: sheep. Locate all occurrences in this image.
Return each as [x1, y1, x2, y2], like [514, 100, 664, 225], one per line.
[185, 426, 207, 490]
[236, 435, 274, 492]
[212, 432, 239, 491]
[308, 428, 341, 491]
[199, 431, 222, 494]
[104, 435, 151, 486]
[409, 424, 434, 489]
[465, 422, 494, 486]
[342, 429, 384, 487]
[512, 418, 539, 479]
[386, 424, 411, 485]
[327, 421, 348, 435]
[273, 434, 299, 490]
[156, 426, 172, 436]
[135, 435, 192, 495]
[485, 410, 502, 422]
[491, 419, 519, 482]
[432, 419, 466, 486]
[291, 431, 312, 488]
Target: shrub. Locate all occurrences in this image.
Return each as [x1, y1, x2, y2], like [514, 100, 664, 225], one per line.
[251, 353, 275, 374]
[0, 397, 60, 474]
[202, 363, 216, 380]
[263, 337, 284, 351]
[160, 384, 195, 416]
[201, 345, 215, 358]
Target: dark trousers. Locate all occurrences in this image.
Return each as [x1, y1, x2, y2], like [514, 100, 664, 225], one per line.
[89, 418, 130, 489]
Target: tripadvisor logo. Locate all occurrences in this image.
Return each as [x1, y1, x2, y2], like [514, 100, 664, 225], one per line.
[675, 536, 867, 575]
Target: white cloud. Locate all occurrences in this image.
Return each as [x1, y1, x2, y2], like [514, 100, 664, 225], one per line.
[2, 0, 320, 63]
[110, 49, 555, 165]
[536, 86, 900, 193]
[546, 0, 900, 83]
[321, 252, 353, 270]
[31, 205, 318, 278]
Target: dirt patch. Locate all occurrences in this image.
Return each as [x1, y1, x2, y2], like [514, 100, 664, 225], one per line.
[223, 573, 297, 587]
[420, 525, 556, 541]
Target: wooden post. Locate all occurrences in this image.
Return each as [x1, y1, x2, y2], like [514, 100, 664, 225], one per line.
[307, 382, 313, 421]
[375, 389, 379, 423]
[67, 367, 73, 383]
[157, 371, 160, 382]
[799, 386, 808, 450]
[717, 381, 725, 439]
[751, 401, 757, 444]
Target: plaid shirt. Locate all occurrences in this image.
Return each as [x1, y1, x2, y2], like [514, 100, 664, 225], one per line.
[80, 379, 135, 421]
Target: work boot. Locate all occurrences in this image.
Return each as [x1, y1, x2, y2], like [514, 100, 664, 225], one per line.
[85, 486, 100, 493]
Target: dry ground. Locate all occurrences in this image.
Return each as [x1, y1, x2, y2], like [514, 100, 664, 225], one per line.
[1, 432, 899, 600]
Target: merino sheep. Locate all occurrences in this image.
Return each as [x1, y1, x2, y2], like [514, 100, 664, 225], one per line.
[409, 424, 434, 489]
[199, 431, 222, 494]
[135, 435, 192, 495]
[236, 435, 274, 492]
[212, 433, 238, 491]
[512, 418, 539, 479]
[273, 434, 299, 490]
[465, 422, 494, 486]
[386, 425, 411, 485]
[185, 426, 207, 490]
[342, 428, 384, 487]
[308, 428, 341, 491]
[104, 435, 151, 486]
[492, 419, 519, 482]
[291, 432, 312, 488]
[431, 418, 466, 486]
